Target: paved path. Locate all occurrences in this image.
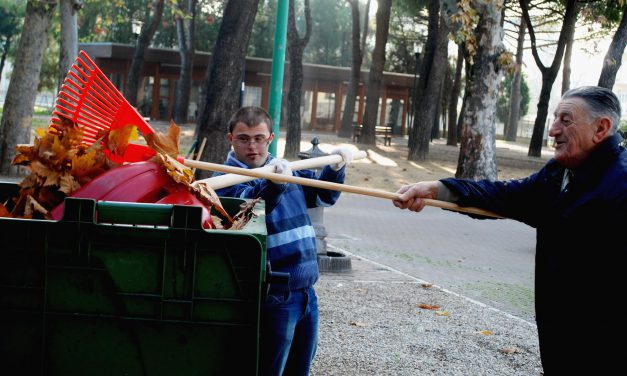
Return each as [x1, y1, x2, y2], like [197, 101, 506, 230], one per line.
[323, 193, 537, 323]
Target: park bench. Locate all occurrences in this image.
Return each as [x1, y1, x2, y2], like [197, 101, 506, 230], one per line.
[351, 124, 392, 146]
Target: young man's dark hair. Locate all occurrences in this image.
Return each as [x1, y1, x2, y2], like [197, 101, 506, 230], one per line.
[227, 106, 273, 133]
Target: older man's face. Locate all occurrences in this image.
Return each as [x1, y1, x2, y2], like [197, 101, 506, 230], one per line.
[548, 97, 602, 169]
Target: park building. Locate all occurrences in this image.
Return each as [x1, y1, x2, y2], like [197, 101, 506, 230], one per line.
[78, 43, 415, 137]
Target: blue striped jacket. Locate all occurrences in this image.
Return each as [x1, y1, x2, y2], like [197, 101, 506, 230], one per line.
[214, 151, 345, 291]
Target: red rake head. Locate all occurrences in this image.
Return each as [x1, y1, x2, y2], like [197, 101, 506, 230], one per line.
[49, 51, 156, 162]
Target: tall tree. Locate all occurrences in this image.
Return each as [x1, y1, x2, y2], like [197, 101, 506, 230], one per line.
[0, 1, 23, 89]
[58, 0, 82, 90]
[453, 0, 508, 180]
[0, 0, 56, 176]
[505, 16, 525, 142]
[194, 0, 260, 177]
[521, 0, 578, 157]
[407, 0, 448, 160]
[124, 0, 165, 107]
[447, 45, 464, 146]
[598, 4, 627, 89]
[561, 19, 575, 94]
[338, 0, 369, 138]
[361, 0, 392, 144]
[172, 0, 197, 124]
[284, 0, 312, 158]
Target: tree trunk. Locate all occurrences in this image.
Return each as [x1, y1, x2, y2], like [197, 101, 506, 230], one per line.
[505, 17, 526, 142]
[361, 0, 391, 144]
[447, 45, 463, 146]
[561, 21, 575, 95]
[284, 0, 312, 158]
[58, 0, 81, 91]
[338, 0, 362, 138]
[455, 1, 504, 181]
[194, 0, 260, 178]
[0, 0, 56, 176]
[598, 7, 627, 90]
[360, 0, 371, 65]
[408, 0, 448, 161]
[173, 0, 197, 124]
[124, 0, 165, 107]
[521, 0, 578, 157]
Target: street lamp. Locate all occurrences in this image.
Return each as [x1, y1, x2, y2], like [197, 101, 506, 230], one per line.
[409, 49, 421, 134]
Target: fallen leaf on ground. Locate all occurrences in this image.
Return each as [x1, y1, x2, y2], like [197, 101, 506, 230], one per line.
[421, 283, 433, 288]
[349, 320, 367, 327]
[500, 347, 520, 355]
[476, 330, 494, 335]
[435, 310, 449, 316]
[418, 304, 441, 310]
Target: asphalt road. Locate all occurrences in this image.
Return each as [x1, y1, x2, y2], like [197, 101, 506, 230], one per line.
[323, 193, 537, 323]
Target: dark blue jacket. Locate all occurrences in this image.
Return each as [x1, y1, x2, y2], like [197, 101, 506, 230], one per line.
[441, 133, 627, 372]
[215, 152, 344, 292]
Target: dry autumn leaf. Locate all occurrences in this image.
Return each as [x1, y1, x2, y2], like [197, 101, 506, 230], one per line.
[417, 304, 441, 310]
[476, 330, 494, 335]
[349, 320, 367, 327]
[421, 283, 433, 289]
[435, 310, 449, 316]
[500, 347, 520, 355]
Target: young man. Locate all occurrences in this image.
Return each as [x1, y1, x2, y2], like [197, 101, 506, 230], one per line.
[393, 86, 627, 374]
[214, 106, 353, 376]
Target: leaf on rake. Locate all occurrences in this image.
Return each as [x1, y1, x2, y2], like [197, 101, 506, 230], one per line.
[194, 182, 233, 223]
[106, 125, 136, 156]
[145, 121, 181, 157]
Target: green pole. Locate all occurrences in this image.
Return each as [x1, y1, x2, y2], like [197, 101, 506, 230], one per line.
[268, 0, 289, 156]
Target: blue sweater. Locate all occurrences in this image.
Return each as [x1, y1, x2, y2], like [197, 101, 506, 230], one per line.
[214, 152, 345, 291]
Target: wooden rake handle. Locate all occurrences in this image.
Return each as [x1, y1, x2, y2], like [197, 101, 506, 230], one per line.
[184, 157, 503, 219]
[193, 151, 367, 190]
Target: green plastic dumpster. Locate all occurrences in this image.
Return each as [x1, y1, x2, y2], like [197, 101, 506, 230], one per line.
[0, 181, 267, 375]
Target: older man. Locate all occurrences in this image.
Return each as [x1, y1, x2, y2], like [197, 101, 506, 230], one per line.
[393, 86, 626, 374]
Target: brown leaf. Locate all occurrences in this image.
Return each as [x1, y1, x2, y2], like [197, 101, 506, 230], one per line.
[145, 121, 181, 157]
[500, 347, 520, 355]
[349, 320, 367, 327]
[157, 153, 194, 185]
[24, 195, 48, 217]
[421, 283, 433, 289]
[418, 304, 441, 310]
[0, 203, 10, 217]
[228, 198, 260, 230]
[59, 174, 81, 195]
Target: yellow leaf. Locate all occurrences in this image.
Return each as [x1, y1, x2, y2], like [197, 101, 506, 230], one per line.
[435, 310, 449, 316]
[476, 330, 493, 335]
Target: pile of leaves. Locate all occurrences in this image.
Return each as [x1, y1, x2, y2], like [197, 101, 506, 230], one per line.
[0, 118, 257, 230]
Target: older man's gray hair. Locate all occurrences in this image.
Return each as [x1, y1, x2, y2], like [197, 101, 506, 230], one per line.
[562, 86, 622, 133]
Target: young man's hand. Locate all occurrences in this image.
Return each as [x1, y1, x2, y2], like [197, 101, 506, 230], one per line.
[330, 147, 354, 171]
[267, 158, 292, 185]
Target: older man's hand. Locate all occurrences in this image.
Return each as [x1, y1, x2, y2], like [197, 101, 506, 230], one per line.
[393, 181, 440, 212]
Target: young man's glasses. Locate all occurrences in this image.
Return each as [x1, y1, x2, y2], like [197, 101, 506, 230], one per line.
[233, 135, 271, 146]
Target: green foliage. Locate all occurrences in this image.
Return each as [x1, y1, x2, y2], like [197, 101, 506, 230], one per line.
[304, 0, 352, 66]
[248, 0, 277, 58]
[496, 72, 530, 124]
[385, 0, 427, 73]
